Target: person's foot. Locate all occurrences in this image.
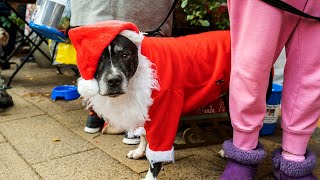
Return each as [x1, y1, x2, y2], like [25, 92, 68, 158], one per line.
[0, 86, 13, 108]
[272, 148, 318, 180]
[220, 139, 266, 180]
[123, 131, 140, 145]
[84, 111, 105, 134]
[122, 127, 145, 145]
[0, 58, 11, 70]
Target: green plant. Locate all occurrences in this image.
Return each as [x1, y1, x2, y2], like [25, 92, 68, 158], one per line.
[0, 13, 25, 29]
[180, 0, 229, 30]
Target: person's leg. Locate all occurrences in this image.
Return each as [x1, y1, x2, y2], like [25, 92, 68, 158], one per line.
[281, 0, 320, 157]
[228, 0, 285, 151]
[222, 0, 306, 179]
[228, 0, 310, 150]
[271, 1, 320, 179]
[222, 1, 283, 177]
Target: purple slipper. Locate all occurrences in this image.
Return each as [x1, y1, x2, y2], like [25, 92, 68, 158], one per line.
[272, 148, 318, 180]
[220, 139, 266, 180]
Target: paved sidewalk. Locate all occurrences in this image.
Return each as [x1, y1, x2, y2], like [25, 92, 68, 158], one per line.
[0, 56, 319, 180]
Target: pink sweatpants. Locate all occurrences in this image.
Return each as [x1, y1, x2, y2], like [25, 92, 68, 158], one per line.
[228, 0, 320, 155]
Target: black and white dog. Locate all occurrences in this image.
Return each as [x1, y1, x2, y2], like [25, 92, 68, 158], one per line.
[83, 28, 232, 179]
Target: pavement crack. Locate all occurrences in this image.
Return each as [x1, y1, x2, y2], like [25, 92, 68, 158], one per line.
[0, 131, 43, 179]
[30, 147, 97, 166]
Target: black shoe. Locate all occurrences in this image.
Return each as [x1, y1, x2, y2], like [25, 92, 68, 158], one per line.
[122, 129, 141, 145]
[0, 86, 13, 108]
[84, 111, 105, 134]
[0, 58, 11, 70]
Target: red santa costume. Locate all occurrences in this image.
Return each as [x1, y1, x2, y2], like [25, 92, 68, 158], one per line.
[68, 20, 231, 165]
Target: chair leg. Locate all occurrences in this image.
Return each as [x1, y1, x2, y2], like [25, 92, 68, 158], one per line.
[6, 39, 42, 87]
[3, 31, 33, 64]
[56, 67, 63, 74]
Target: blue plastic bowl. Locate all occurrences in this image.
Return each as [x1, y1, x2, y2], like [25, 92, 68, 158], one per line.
[267, 83, 283, 105]
[51, 85, 80, 101]
[260, 83, 283, 136]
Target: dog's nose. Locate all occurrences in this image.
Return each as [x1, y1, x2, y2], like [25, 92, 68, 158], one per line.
[107, 75, 122, 87]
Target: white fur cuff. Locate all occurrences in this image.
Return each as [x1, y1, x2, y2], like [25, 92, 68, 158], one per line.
[77, 78, 99, 99]
[146, 145, 174, 165]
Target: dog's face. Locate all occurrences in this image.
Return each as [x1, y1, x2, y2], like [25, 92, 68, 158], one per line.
[0, 28, 9, 47]
[95, 35, 139, 97]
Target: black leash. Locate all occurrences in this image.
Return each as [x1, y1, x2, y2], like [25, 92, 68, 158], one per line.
[145, 0, 179, 37]
[262, 0, 320, 21]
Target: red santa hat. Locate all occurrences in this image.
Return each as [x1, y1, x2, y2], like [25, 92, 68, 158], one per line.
[68, 20, 144, 98]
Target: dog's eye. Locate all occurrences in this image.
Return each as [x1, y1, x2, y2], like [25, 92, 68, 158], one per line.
[121, 53, 130, 60]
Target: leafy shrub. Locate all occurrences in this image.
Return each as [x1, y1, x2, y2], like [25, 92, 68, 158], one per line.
[179, 0, 229, 30]
[0, 13, 25, 29]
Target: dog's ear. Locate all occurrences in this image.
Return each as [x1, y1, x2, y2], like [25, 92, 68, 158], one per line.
[119, 30, 144, 47]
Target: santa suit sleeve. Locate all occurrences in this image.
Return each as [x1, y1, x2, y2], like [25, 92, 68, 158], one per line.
[144, 89, 184, 165]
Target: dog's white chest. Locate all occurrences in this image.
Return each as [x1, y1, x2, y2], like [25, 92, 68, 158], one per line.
[88, 53, 158, 131]
[89, 92, 149, 131]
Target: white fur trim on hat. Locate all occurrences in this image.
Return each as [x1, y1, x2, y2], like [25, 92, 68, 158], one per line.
[146, 145, 174, 165]
[120, 30, 144, 46]
[77, 78, 99, 99]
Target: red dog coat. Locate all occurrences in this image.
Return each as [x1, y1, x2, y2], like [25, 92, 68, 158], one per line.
[141, 32, 231, 162]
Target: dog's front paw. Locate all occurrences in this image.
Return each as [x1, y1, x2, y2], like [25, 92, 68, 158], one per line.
[127, 149, 145, 159]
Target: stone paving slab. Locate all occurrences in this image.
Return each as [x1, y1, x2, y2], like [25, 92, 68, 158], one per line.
[9, 86, 87, 128]
[0, 143, 40, 180]
[73, 124, 227, 176]
[9, 87, 88, 128]
[0, 134, 6, 143]
[158, 155, 223, 180]
[52, 109, 88, 128]
[0, 92, 44, 122]
[71, 126, 150, 174]
[0, 115, 95, 165]
[176, 144, 222, 163]
[53, 98, 84, 112]
[33, 149, 141, 180]
[14, 83, 84, 112]
[9, 86, 66, 116]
